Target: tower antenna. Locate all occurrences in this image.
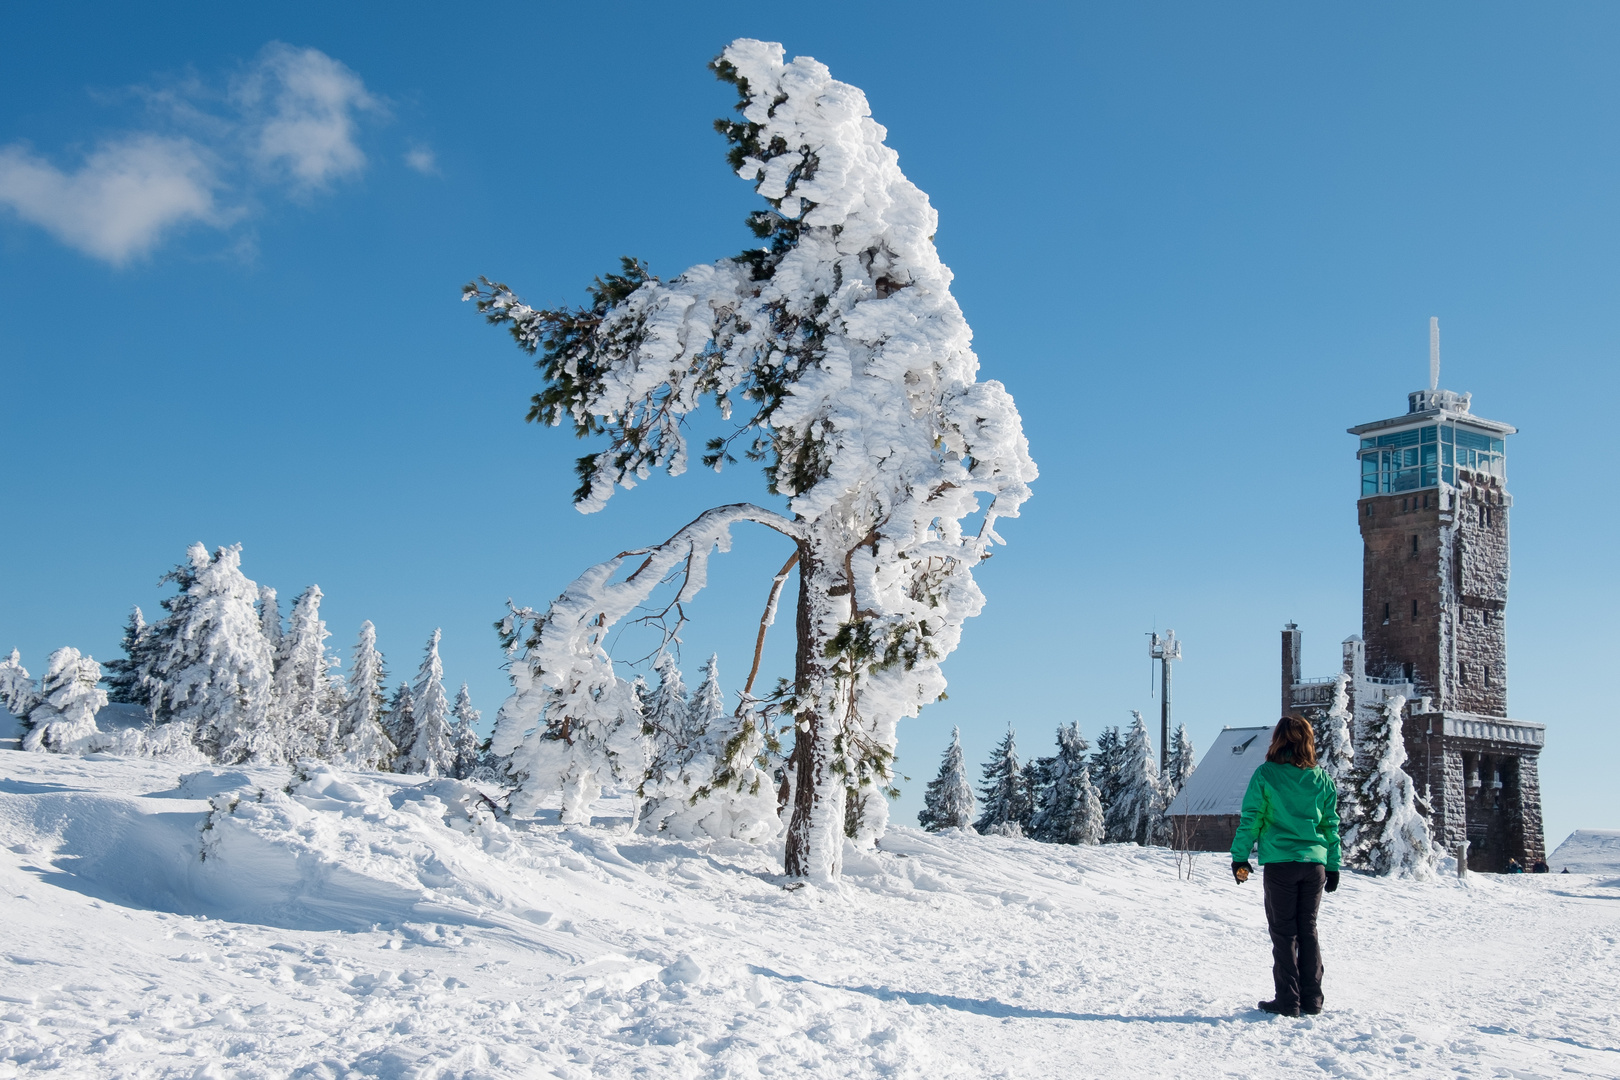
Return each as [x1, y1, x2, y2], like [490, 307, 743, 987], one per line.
[1429, 316, 1440, 392]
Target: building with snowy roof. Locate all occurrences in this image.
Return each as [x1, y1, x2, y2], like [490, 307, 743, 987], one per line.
[1163, 725, 1274, 851]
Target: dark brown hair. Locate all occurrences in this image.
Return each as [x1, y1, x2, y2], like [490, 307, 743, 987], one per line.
[1267, 716, 1317, 768]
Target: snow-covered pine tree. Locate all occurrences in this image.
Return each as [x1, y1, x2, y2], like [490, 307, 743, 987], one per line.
[101, 607, 152, 706]
[146, 543, 276, 763]
[639, 651, 691, 810]
[0, 649, 39, 721]
[1347, 694, 1436, 878]
[1074, 765, 1106, 845]
[918, 726, 975, 831]
[451, 683, 482, 780]
[1154, 723, 1197, 843]
[1029, 722, 1090, 843]
[21, 648, 108, 752]
[472, 40, 1035, 879]
[339, 621, 394, 770]
[640, 656, 778, 841]
[384, 682, 415, 768]
[258, 586, 283, 664]
[975, 726, 1033, 836]
[1108, 711, 1162, 846]
[401, 629, 455, 776]
[273, 585, 337, 761]
[1090, 725, 1125, 838]
[1316, 673, 1358, 836]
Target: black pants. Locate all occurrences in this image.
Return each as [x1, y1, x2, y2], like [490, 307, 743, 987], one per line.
[1262, 862, 1326, 1010]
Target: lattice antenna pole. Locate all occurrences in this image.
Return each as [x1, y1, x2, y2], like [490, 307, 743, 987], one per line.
[1149, 630, 1182, 771]
[1430, 316, 1440, 392]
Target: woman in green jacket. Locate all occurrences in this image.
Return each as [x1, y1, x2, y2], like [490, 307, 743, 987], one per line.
[1230, 715, 1342, 1018]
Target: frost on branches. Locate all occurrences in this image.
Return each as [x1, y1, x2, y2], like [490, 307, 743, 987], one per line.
[339, 621, 394, 770]
[468, 39, 1034, 879]
[403, 630, 456, 778]
[1108, 712, 1162, 846]
[451, 684, 483, 781]
[1348, 695, 1437, 879]
[918, 726, 974, 832]
[273, 585, 339, 761]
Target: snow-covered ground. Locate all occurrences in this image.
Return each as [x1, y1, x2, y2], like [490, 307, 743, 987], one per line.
[2, 752, 1618, 1079]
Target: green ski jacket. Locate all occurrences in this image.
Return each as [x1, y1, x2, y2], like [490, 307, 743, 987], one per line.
[1229, 761, 1342, 870]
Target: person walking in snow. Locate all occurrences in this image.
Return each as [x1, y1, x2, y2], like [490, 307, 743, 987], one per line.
[1230, 716, 1341, 1018]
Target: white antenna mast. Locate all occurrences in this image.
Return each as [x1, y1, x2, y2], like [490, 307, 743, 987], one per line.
[1429, 316, 1440, 392]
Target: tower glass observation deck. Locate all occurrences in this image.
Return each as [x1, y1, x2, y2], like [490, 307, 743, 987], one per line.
[1351, 388, 1511, 496]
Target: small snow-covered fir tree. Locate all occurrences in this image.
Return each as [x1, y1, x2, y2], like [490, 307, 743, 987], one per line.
[975, 726, 1033, 836]
[1154, 723, 1196, 844]
[1, 649, 39, 721]
[21, 648, 107, 752]
[1108, 711, 1162, 846]
[401, 629, 455, 777]
[1347, 694, 1436, 878]
[639, 652, 690, 803]
[273, 585, 337, 761]
[469, 40, 1036, 879]
[1074, 765, 1106, 845]
[1090, 725, 1125, 833]
[1316, 673, 1358, 835]
[258, 586, 283, 665]
[640, 656, 778, 842]
[451, 683, 482, 780]
[1029, 722, 1090, 843]
[918, 726, 975, 832]
[338, 621, 394, 770]
[146, 543, 276, 763]
[101, 607, 152, 707]
[384, 681, 415, 767]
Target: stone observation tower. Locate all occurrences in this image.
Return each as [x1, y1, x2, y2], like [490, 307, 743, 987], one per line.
[1285, 320, 1545, 872]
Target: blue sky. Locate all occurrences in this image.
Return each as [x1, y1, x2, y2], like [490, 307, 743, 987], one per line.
[2, 3, 1615, 849]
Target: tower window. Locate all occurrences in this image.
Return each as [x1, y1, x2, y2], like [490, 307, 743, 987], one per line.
[1484, 665, 1492, 687]
[1411, 534, 1419, 555]
[1423, 493, 1430, 509]
[1412, 599, 1419, 618]
[1460, 662, 1468, 685]
[1486, 508, 1493, 527]
[1383, 602, 1391, 624]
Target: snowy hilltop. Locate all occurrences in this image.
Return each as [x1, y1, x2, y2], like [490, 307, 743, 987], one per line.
[2, 752, 1617, 1078]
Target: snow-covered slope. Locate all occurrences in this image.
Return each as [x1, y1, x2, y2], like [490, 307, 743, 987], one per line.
[2, 752, 1617, 1078]
[1549, 829, 1620, 877]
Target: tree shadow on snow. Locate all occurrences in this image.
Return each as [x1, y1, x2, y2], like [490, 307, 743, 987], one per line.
[0, 778, 84, 795]
[749, 967, 1234, 1026]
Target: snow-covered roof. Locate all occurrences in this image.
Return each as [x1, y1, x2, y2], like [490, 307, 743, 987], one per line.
[1548, 830, 1620, 875]
[1165, 725, 1274, 817]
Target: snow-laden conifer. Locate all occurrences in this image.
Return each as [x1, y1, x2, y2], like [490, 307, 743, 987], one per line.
[19, 648, 107, 752]
[470, 39, 1035, 878]
[339, 621, 394, 770]
[1316, 673, 1358, 835]
[102, 607, 152, 707]
[1029, 722, 1090, 843]
[0, 649, 38, 720]
[451, 683, 482, 780]
[146, 544, 276, 763]
[1347, 695, 1436, 878]
[975, 726, 1032, 836]
[640, 656, 779, 842]
[1073, 765, 1106, 845]
[273, 585, 337, 760]
[258, 587, 283, 664]
[1109, 712, 1162, 846]
[401, 630, 455, 777]
[1155, 723, 1196, 844]
[384, 682, 414, 767]
[1090, 725, 1125, 830]
[918, 726, 975, 831]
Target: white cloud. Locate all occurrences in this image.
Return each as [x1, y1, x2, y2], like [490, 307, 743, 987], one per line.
[0, 136, 221, 265]
[241, 43, 380, 188]
[0, 43, 385, 265]
[404, 146, 437, 175]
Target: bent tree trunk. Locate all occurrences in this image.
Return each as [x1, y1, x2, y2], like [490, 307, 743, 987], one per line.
[783, 536, 853, 880]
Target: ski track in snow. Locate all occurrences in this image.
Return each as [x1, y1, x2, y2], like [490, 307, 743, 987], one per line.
[0, 753, 1616, 1079]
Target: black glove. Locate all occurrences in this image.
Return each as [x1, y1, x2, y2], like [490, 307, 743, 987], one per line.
[1232, 860, 1253, 884]
[1325, 870, 1339, 893]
